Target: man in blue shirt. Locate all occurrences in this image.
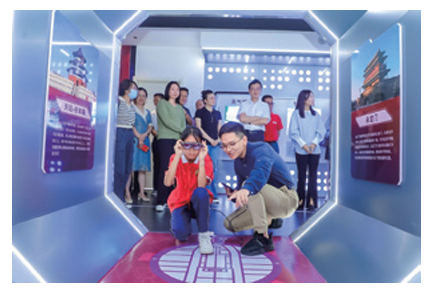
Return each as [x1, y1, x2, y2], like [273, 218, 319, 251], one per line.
[219, 122, 299, 256]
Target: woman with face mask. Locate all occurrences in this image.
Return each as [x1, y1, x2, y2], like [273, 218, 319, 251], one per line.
[114, 79, 138, 203]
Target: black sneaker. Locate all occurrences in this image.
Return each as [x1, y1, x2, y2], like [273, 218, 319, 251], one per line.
[268, 218, 283, 229]
[240, 232, 274, 256]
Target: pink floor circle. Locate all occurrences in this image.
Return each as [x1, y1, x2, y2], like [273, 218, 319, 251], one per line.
[150, 242, 283, 283]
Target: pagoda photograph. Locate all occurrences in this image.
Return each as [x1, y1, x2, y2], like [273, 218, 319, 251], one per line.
[351, 48, 400, 111]
[351, 25, 401, 112]
[49, 46, 97, 105]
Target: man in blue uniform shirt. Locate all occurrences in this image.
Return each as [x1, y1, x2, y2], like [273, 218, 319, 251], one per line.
[219, 122, 299, 256]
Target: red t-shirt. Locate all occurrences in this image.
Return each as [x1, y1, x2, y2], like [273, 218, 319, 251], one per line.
[264, 113, 283, 142]
[167, 154, 214, 212]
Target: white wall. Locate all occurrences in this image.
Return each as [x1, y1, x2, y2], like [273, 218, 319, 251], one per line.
[201, 30, 330, 53]
[134, 30, 205, 114]
[131, 28, 329, 114]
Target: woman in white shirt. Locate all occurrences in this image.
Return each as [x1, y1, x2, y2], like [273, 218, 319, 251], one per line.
[289, 90, 326, 210]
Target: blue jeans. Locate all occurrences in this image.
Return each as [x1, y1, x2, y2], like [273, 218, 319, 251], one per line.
[171, 187, 210, 241]
[266, 141, 280, 154]
[114, 128, 134, 201]
[206, 144, 220, 198]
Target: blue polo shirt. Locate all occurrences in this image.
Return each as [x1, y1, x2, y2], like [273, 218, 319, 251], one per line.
[234, 142, 295, 195]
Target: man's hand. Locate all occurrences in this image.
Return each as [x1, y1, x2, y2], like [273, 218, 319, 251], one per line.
[229, 189, 250, 208]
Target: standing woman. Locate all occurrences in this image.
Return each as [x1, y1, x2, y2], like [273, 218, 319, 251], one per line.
[114, 79, 138, 203]
[125, 87, 153, 202]
[195, 90, 222, 200]
[156, 81, 186, 211]
[289, 90, 326, 210]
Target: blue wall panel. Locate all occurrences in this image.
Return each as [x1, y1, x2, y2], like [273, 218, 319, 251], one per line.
[12, 10, 108, 225]
[12, 197, 147, 282]
[12, 10, 148, 283]
[294, 204, 421, 282]
[294, 10, 421, 283]
[336, 11, 421, 237]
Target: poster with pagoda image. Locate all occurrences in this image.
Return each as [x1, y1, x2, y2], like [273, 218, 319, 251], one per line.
[351, 24, 402, 185]
[42, 44, 99, 173]
[41, 9, 100, 173]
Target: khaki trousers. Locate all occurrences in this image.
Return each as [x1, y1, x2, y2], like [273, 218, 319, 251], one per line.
[224, 184, 299, 234]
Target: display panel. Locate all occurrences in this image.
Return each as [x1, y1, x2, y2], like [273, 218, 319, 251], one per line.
[351, 24, 402, 185]
[42, 12, 99, 173]
[224, 105, 240, 123]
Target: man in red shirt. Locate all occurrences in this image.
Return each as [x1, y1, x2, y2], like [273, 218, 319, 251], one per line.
[262, 95, 283, 153]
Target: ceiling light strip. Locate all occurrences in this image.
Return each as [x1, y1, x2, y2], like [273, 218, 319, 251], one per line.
[401, 265, 421, 283]
[292, 201, 337, 243]
[202, 46, 330, 55]
[12, 246, 47, 283]
[114, 10, 143, 36]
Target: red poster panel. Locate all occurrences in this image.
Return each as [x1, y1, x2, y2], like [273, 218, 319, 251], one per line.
[351, 24, 402, 185]
[351, 96, 401, 185]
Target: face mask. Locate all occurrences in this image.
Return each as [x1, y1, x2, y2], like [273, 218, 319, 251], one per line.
[129, 89, 138, 100]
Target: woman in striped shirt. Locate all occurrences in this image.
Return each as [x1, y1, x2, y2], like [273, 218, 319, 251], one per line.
[114, 79, 138, 203]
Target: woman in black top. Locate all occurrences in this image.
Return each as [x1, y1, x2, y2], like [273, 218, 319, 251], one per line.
[195, 90, 222, 200]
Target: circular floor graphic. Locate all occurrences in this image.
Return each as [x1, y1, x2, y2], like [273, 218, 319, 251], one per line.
[150, 243, 282, 283]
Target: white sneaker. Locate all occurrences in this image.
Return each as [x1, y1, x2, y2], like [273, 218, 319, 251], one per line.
[155, 204, 166, 212]
[198, 231, 214, 254]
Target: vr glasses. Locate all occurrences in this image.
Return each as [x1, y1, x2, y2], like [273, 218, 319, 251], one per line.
[181, 142, 203, 150]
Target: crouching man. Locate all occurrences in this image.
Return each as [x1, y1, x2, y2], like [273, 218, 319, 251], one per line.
[219, 122, 299, 256]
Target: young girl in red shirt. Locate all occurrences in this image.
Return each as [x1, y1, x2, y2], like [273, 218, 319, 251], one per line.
[164, 126, 214, 254]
